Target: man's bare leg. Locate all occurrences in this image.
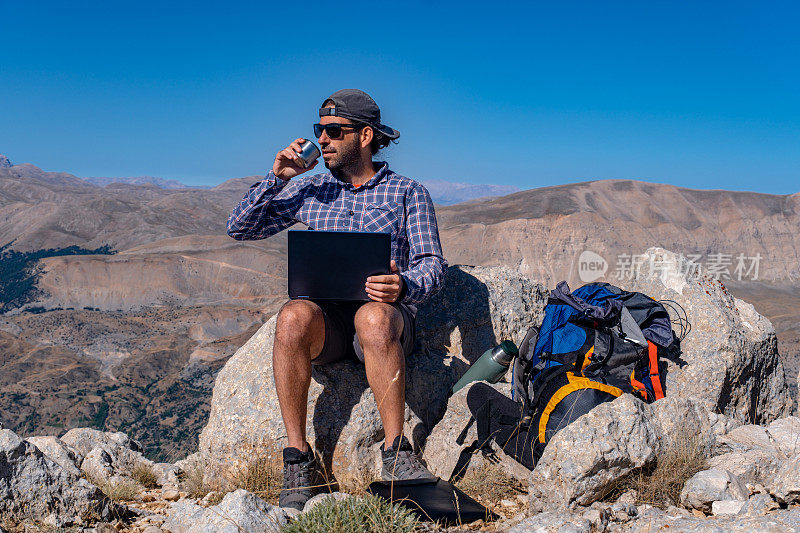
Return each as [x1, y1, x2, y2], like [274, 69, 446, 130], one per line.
[273, 299, 325, 452]
[354, 302, 405, 449]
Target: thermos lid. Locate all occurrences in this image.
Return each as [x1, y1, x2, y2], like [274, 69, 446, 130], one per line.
[490, 340, 518, 366]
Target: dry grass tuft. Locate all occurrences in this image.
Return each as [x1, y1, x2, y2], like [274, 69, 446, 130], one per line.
[130, 462, 159, 489]
[183, 455, 222, 499]
[335, 464, 374, 497]
[224, 439, 285, 504]
[98, 477, 142, 502]
[454, 459, 526, 511]
[615, 431, 709, 508]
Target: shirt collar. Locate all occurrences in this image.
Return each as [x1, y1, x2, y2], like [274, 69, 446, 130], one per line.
[328, 162, 390, 190]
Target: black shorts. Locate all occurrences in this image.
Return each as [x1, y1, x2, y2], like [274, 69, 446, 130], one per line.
[310, 300, 417, 365]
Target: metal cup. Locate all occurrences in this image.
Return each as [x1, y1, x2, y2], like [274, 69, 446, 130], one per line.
[295, 139, 321, 168]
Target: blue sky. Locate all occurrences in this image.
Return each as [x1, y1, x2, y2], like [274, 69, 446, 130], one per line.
[1, 1, 798, 193]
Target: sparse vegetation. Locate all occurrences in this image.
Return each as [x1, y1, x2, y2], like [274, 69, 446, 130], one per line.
[130, 463, 159, 489]
[454, 458, 526, 511]
[225, 439, 285, 503]
[282, 494, 421, 533]
[183, 455, 222, 499]
[613, 430, 709, 508]
[97, 477, 142, 502]
[335, 463, 374, 497]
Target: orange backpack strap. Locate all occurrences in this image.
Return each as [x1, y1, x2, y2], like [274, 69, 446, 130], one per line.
[648, 340, 665, 400]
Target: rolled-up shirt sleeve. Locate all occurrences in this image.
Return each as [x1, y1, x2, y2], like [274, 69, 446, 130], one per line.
[400, 183, 448, 305]
[227, 171, 299, 240]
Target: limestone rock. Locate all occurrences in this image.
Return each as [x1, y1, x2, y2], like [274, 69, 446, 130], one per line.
[200, 266, 547, 479]
[508, 510, 591, 533]
[772, 455, 800, 504]
[680, 468, 748, 512]
[61, 427, 144, 459]
[61, 427, 157, 484]
[739, 492, 779, 516]
[0, 428, 120, 526]
[164, 489, 287, 533]
[628, 505, 800, 532]
[82, 447, 116, 482]
[707, 450, 780, 486]
[528, 395, 713, 509]
[766, 416, 800, 456]
[622, 248, 790, 424]
[25, 436, 81, 477]
[152, 462, 182, 487]
[303, 491, 351, 513]
[712, 499, 746, 515]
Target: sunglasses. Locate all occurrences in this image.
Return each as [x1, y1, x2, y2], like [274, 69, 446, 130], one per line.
[313, 123, 362, 139]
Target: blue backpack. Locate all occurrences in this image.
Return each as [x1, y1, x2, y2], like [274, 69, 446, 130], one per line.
[510, 281, 686, 463]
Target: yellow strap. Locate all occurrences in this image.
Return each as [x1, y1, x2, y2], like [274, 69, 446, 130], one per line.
[537, 372, 623, 443]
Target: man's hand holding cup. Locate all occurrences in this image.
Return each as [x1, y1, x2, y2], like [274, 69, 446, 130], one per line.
[272, 138, 320, 180]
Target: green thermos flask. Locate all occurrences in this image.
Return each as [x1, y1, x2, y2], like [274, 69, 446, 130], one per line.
[450, 340, 519, 396]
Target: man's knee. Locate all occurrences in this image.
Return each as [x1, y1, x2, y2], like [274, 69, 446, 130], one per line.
[275, 300, 324, 343]
[355, 302, 403, 346]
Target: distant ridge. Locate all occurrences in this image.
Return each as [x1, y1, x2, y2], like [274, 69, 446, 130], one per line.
[82, 175, 208, 189]
[421, 179, 520, 205]
[0, 154, 11, 168]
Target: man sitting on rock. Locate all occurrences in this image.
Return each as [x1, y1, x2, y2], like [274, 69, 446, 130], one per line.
[227, 89, 448, 510]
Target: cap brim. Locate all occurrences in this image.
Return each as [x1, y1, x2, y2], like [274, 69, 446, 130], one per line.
[376, 124, 400, 140]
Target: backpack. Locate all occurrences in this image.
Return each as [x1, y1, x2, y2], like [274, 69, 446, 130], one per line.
[510, 281, 686, 463]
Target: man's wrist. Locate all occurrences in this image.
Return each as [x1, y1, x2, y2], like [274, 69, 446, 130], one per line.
[268, 170, 289, 187]
[397, 276, 408, 302]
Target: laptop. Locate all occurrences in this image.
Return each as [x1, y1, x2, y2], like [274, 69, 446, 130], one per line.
[288, 230, 391, 301]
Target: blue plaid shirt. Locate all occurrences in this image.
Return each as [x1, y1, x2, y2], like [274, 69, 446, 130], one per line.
[227, 162, 447, 305]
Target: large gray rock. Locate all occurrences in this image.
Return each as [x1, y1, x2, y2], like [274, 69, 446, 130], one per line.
[620, 248, 790, 424]
[680, 468, 749, 512]
[772, 455, 800, 505]
[628, 505, 800, 532]
[164, 489, 288, 533]
[528, 395, 714, 509]
[0, 428, 119, 526]
[508, 510, 591, 533]
[707, 451, 780, 487]
[61, 427, 144, 460]
[199, 266, 547, 479]
[25, 436, 81, 477]
[61, 427, 155, 484]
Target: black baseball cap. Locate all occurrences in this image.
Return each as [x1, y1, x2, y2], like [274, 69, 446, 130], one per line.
[319, 89, 400, 140]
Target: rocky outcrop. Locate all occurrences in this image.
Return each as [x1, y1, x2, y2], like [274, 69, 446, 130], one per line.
[0, 428, 118, 527]
[680, 468, 749, 512]
[60, 427, 163, 486]
[201, 248, 789, 486]
[25, 436, 82, 477]
[199, 265, 548, 479]
[527, 395, 714, 509]
[164, 489, 288, 533]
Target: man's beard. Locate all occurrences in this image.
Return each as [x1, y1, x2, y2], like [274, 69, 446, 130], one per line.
[324, 136, 363, 177]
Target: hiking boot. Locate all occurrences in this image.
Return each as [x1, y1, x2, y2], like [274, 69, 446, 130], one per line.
[279, 446, 318, 511]
[380, 436, 438, 483]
